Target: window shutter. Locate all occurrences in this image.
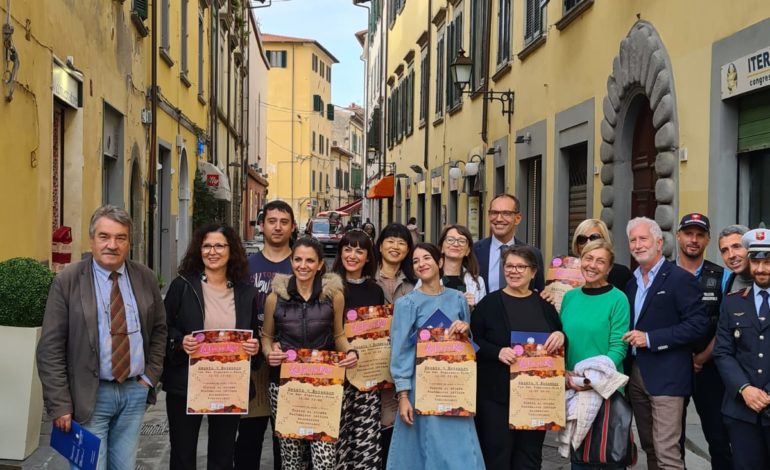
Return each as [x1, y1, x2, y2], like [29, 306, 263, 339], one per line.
[326, 103, 335, 120]
[133, 0, 148, 20]
[313, 95, 322, 112]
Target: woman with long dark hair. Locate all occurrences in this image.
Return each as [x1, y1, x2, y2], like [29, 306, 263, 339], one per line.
[438, 224, 486, 309]
[261, 237, 359, 470]
[162, 224, 261, 470]
[333, 230, 387, 469]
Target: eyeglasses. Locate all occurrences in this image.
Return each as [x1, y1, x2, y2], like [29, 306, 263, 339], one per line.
[444, 237, 469, 246]
[201, 243, 229, 253]
[576, 233, 603, 245]
[488, 210, 519, 219]
[503, 264, 532, 273]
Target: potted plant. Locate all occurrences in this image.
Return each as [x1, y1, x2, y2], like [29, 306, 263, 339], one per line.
[0, 257, 54, 460]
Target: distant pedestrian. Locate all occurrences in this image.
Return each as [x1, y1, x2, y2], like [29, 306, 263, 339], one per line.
[162, 224, 261, 470]
[622, 217, 709, 470]
[362, 222, 376, 240]
[406, 217, 420, 245]
[714, 228, 770, 469]
[473, 194, 545, 293]
[37, 205, 167, 470]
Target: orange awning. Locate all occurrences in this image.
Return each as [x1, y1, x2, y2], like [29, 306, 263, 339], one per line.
[366, 175, 395, 199]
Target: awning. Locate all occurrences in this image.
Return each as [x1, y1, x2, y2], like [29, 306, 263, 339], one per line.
[334, 199, 362, 213]
[197, 159, 232, 201]
[366, 175, 394, 199]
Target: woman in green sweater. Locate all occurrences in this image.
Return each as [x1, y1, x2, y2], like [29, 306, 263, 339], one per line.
[561, 239, 630, 375]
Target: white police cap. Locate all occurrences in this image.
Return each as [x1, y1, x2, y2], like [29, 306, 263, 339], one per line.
[742, 228, 770, 259]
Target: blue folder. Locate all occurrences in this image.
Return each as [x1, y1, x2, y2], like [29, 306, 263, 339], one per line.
[50, 420, 100, 470]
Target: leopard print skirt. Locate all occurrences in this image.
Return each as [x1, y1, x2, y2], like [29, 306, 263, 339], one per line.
[269, 382, 337, 470]
[336, 384, 382, 470]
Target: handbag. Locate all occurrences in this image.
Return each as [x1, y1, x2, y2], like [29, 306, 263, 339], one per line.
[571, 392, 638, 467]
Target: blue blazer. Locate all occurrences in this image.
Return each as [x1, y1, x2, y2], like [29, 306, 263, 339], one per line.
[714, 287, 770, 425]
[473, 236, 545, 293]
[624, 260, 709, 396]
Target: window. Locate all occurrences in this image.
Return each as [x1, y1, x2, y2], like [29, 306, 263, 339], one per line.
[435, 28, 445, 118]
[388, 0, 406, 28]
[312, 54, 318, 72]
[327, 65, 332, 83]
[524, 156, 542, 246]
[496, 0, 511, 65]
[197, 5, 204, 98]
[352, 134, 358, 154]
[419, 46, 429, 125]
[524, 0, 544, 44]
[312, 170, 316, 191]
[312, 131, 316, 152]
[161, 0, 170, 54]
[447, 6, 463, 109]
[336, 168, 342, 188]
[566, 143, 588, 244]
[181, 0, 189, 80]
[565, 0, 586, 12]
[327, 103, 335, 121]
[406, 69, 415, 135]
[326, 173, 329, 191]
[132, 0, 148, 20]
[470, 0, 488, 90]
[344, 171, 350, 190]
[313, 95, 322, 112]
[326, 139, 329, 155]
[320, 134, 325, 152]
[319, 60, 325, 77]
[266, 50, 287, 68]
[102, 104, 124, 207]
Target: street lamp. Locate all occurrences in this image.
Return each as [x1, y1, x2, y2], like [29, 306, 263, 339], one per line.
[450, 49, 515, 127]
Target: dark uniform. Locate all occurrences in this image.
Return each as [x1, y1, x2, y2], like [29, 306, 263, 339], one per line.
[713, 228, 770, 470]
[692, 259, 734, 470]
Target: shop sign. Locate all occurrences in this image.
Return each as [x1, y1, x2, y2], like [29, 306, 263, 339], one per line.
[721, 46, 770, 99]
[468, 196, 480, 241]
[52, 62, 82, 108]
[206, 173, 220, 188]
[431, 175, 441, 194]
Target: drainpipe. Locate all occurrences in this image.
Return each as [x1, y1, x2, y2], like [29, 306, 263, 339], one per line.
[423, 0, 431, 171]
[353, 0, 369, 218]
[480, 0, 492, 144]
[148, 0, 159, 268]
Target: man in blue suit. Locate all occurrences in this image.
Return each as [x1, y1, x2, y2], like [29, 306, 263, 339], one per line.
[622, 217, 709, 470]
[714, 228, 770, 469]
[472, 193, 544, 293]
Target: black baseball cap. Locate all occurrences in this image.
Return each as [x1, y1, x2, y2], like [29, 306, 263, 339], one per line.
[678, 213, 710, 232]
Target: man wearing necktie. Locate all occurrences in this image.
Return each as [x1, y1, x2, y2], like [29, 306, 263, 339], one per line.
[37, 206, 167, 470]
[714, 228, 770, 469]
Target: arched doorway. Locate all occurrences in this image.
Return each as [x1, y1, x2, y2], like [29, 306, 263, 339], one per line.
[177, 149, 190, 264]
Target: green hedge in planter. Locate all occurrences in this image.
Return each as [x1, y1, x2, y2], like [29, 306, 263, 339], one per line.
[0, 257, 55, 327]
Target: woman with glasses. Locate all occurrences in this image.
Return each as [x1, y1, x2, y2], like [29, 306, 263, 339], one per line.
[438, 225, 486, 309]
[261, 237, 359, 470]
[387, 243, 486, 470]
[332, 230, 386, 470]
[561, 239, 629, 469]
[571, 219, 632, 291]
[471, 245, 565, 470]
[162, 223, 261, 470]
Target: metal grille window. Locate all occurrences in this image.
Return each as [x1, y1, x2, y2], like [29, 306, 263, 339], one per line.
[419, 46, 429, 125]
[524, 0, 544, 44]
[446, 6, 463, 110]
[470, 0, 488, 90]
[496, 0, 511, 65]
[435, 28, 445, 117]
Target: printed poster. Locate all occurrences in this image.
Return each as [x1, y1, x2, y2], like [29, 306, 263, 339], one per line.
[508, 332, 566, 430]
[344, 304, 394, 392]
[414, 310, 476, 416]
[187, 329, 252, 415]
[543, 256, 585, 313]
[275, 349, 347, 441]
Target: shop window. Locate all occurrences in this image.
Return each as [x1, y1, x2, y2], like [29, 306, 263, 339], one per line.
[522, 156, 542, 247]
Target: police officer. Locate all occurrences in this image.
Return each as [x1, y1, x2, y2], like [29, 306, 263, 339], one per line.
[714, 228, 770, 469]
[675, 213, 733, 469]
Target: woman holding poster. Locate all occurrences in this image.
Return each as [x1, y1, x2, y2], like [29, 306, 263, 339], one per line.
[332, 229, 386, 470]
[261, 237, 359, 470]
[162, 224, 261, 470]
[387, 243, 485, 470]
[471, 245, 565, 470]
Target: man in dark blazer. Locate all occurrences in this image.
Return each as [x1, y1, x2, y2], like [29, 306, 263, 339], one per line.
[622, 217, 708, 470]
[714, 228, 770, 469]
[37, 205, 166, 470]
[473, 193, 544, 293]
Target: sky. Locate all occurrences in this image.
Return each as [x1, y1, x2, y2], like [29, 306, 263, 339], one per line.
[252, 0, 368, 107]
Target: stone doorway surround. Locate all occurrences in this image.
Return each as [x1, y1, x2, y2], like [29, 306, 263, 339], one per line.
[599, 20, 679, 258]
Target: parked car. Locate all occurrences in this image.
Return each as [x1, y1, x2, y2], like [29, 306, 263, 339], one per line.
[306, 217, 343, 255]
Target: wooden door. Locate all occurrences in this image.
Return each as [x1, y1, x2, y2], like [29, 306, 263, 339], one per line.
[631, 101, 658, 220]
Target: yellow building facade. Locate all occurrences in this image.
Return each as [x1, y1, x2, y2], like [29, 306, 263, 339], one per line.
[380, 0, 770, 263]
[263, 34, 338, 228]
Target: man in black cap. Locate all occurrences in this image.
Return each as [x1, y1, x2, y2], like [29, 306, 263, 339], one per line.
[714, 228, 770, 469]
[675, 213, 733, 469]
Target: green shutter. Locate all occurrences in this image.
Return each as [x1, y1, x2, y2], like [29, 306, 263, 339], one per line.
[327, 103, 335, 120]
[738, 91, 770, 153]
[352, 167, 363, 189]
[313, 95, 322, 112]
[133, 0, 148, 20]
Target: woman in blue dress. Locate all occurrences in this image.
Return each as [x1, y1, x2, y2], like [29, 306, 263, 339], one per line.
[387, 243, 486, 470]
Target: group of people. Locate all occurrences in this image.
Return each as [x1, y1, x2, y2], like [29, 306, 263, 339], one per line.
[34, 193, 770, 470]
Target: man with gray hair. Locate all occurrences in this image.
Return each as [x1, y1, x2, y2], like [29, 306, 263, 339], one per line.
[37, 205, 167, 470]
[622, 217, 708, 470]
[718, 224, 752, 293]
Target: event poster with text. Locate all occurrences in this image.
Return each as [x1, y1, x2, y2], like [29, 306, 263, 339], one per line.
[414, 310, 476, 416]
[344, 304, 394, 392]
[187, 329, 252, 415]
[509, 332, 565, 430]
[543, 256, 585, 313]
[275, 349, 346, 441]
